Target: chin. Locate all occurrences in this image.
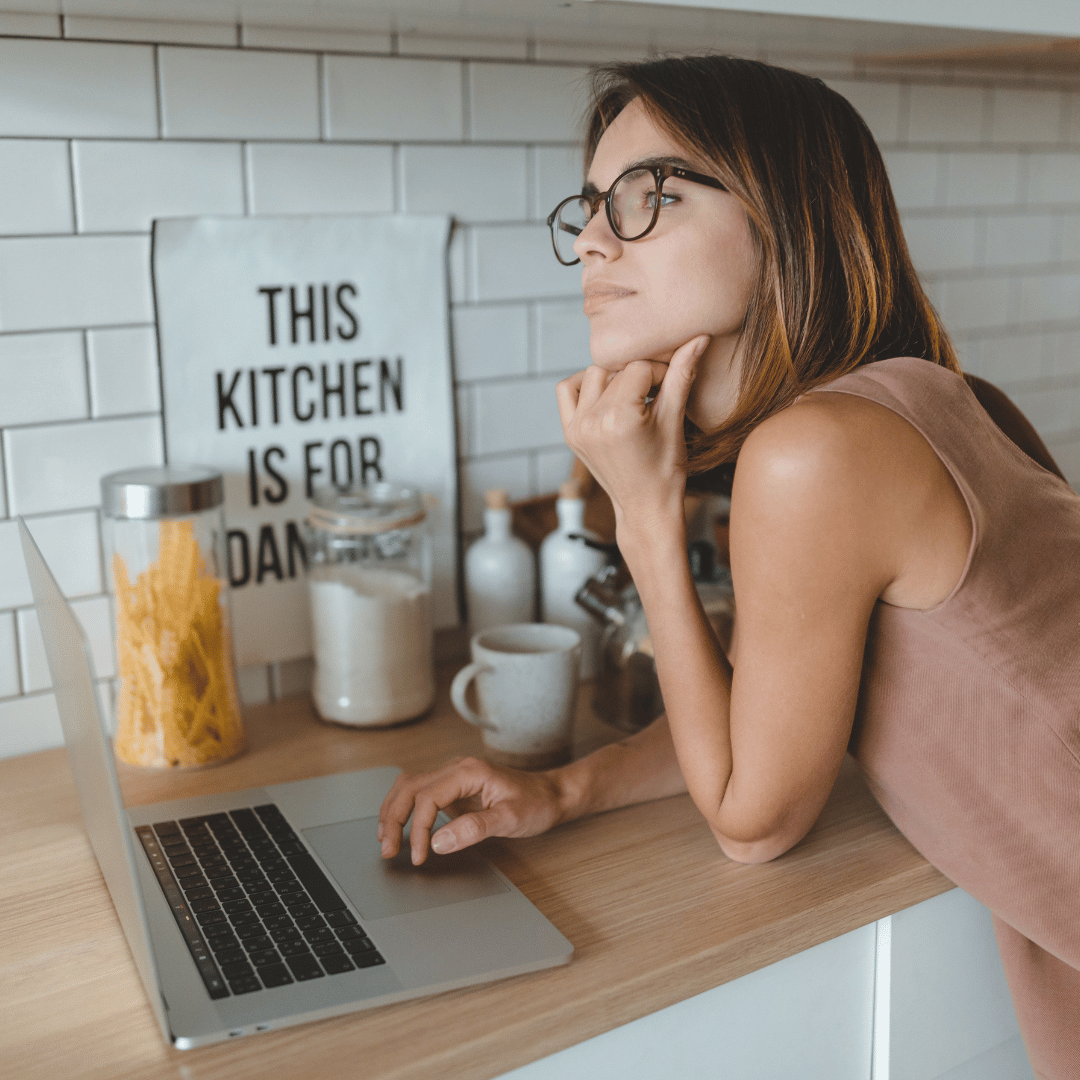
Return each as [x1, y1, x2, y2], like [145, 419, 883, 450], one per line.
[588, 327, 680, 370]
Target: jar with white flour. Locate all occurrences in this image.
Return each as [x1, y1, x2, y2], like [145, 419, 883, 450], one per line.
[303, 484, 434, 726]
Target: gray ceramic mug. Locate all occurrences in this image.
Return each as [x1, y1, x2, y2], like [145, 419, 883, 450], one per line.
[450, 623, 581, 770]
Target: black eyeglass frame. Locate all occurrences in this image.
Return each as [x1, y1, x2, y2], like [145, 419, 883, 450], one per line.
[546, 162, 727, 266]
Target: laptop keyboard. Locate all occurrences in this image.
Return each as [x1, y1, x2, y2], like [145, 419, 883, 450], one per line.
[135, 804, 385, 1000]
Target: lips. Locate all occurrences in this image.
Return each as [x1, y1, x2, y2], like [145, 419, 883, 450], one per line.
[582, 281, 634, 313]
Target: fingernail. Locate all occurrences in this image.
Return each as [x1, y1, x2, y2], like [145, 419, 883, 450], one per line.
[377, 823, 383, 842]
[693, 336, 709, 358]
[431, 832, 455, 854]
[381, 839, 392, 857]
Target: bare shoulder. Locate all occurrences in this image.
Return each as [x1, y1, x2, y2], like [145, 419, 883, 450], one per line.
[732, 389, 970, 610]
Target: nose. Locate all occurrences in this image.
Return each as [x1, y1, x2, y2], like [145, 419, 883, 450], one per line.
[572, 206, 622, 264]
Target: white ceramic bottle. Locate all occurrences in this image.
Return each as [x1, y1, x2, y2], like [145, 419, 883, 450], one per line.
[465, 489, 536, 636]
[539, 480, 606, 678]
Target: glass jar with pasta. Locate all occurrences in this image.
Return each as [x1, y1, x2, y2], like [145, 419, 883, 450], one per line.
[101, 466, 244, 768]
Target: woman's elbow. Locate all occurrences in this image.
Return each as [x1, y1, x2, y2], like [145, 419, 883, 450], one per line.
[711, 819, 808, 864]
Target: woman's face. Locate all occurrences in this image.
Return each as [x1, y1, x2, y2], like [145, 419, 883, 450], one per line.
[577, 98, 757, 430]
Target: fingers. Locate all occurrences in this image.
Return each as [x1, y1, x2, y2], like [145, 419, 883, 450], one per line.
[654, 335, 709, 429]
[555, 369, 586, 434]
[431, 803, 514, 855]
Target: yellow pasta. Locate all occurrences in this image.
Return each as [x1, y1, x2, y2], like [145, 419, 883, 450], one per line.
[113, 519, 244, 768]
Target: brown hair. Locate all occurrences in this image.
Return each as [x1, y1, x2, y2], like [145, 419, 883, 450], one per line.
[584, 55, 959, 479]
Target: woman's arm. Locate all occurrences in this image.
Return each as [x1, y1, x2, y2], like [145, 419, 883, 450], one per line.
[558, 344, 897, 864]
[379, 714, 687, 864]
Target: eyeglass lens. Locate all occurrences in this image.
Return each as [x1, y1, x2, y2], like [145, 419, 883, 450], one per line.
[552, 168, 661, 265]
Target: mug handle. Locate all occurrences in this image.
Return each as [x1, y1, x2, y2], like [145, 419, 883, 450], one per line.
[450, 661, 496, 731]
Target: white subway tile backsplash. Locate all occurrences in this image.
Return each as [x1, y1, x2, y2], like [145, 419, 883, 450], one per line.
[240, 24, 391, 53]
[0, 39, 156, 138]
[0, 332, 87, 426]
[0, 12, 60, 37]
[0, 140, 74, 235]
[473, 375, 565, 455]
[534, 445, 575, 496]
[452, 304, 529, 381]
[1004, 383, 1078, 436]
[944, 151, 1023, 208]
[17, 593, 115, 692]
[460, 453, 532, 532]
[0, 692, 63, 759]
[537, 300, 590, 373]
[0, 612, 19, 699]
[937, 276, 1012, 334]
[398, 34, 527, 60]
[236, 663, 271, 706]
[3, 415, 162, 516]
[470, 63, 590, 143]
[159, 46, 319, 139]
[900, 216, 980, 276]
[86, 326, 160, 417]
[401, 145, 528, 222]
[64, 16, 237, 46]
[984, 213, 1059, 268]
[325, 56, 463, 142]
[1060, 214, 1080, 263]
[73, 141, 244, 233]
[246, 142, 394, 214]
[473, 224, 579, 302]
[990, 87, 1063, 146]
[1046, 436, 1080, 489]
[1042, 330, 1080, 380]
[1015, 271, 1080, 325]
[975, 332, 1046, 386]
[1026, 153, 1080, 206]
[884, 150, 942, 211]
[0, 512, 104, 609]
[907, 83, 987, 145]
[827, 79, 902, 144]
[534, 145, 584, 221]
[0, 235, 153, 332]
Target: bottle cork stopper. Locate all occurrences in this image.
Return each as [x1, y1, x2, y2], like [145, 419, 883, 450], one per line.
[484, 489, 510, 510]
[559, 479, 584, 500]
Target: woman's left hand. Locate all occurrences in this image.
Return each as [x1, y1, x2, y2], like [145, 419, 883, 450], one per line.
[555, 334, 710, 532]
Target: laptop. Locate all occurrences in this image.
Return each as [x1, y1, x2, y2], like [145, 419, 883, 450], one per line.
[19, 517, 573, 1050]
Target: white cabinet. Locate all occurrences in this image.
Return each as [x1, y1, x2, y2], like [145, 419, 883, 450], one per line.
[500, 890, 1037, 1080]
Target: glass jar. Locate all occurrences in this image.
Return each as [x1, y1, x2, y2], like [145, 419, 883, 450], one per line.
[303, 482, 434, 727]
[101, 465, 244, 768]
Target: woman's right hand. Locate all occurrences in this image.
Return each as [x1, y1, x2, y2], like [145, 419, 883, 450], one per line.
[377, 757, 571, 865]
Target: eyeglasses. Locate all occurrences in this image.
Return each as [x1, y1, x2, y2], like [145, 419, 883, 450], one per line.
[546, 162, 727, 266]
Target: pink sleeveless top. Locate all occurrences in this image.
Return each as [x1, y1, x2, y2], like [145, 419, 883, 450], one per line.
[809, 357, 1080, 1077]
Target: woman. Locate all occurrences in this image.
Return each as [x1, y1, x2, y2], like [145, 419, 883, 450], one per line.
[379, 56, 1080, 1077]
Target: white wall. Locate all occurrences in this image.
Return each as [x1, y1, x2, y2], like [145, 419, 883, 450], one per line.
[2, 13, 1079, 757]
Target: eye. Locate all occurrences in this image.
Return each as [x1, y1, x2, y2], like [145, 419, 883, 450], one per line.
[646, 190, 680, 210]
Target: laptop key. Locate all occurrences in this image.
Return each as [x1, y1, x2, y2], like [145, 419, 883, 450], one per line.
[321, 954, 356, 975]
[179, 874, 208, 892]
[259, 964, 294, 989]
[285, 852, 348, 913]
[285, 900, 318, 919]
[343, 936, 376, 955]
[278, 940, 312, 958]
[236, 923, 269, 940]
[335, 925, 364, 941]
[168, 854, 196, 868]
[196, 909, 227, 927]
[303, 926, 335, 944]
[215, 887, 245, 903]
[276, 840, 306, 856]
[242, 935, 274, 953]
[229, 976, 263, 995]
[312, 941, 345, 958]
[222, 898, 252, 915]
[262, 914, 293, 930]
[185, 886, 214, 901]
[204, 864, 235, 882]
[190, 898, 222, 914]
[174, 865, 203, 881]
[353, 952, 386, 969]
[214, 947, 246, 965]
[230, 910, 262, 927]
[285, 955, 325, 981]
[254, 900, 286, 919]
[270, 926, 301, 943]
[248, 949, 283, 967]
[153, 821, 181, 837]
[220, 960, 254, 979]
[324, 910, 358, 928]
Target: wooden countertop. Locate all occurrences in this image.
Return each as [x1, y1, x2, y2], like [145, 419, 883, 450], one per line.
[0, 667, 952, 1080]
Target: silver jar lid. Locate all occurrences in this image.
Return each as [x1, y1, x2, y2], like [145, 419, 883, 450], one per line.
[307, 482, 425, 535]
[101, 465, 224, 520]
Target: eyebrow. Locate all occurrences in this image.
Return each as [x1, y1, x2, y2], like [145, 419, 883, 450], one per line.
[581, 155, 700, 197]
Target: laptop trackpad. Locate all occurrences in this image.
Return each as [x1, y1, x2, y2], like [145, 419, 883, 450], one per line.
[302, 816, 508, 921]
